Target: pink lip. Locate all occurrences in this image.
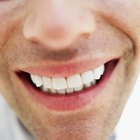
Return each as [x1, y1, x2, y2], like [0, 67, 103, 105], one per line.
[18, 60, 117, 111]
[19, 57, 114, 77]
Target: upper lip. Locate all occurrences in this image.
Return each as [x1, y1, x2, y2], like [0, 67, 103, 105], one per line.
[17, 56, 117, 77]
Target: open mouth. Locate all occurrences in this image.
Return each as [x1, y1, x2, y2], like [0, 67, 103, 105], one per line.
[17, 59, 118, 111]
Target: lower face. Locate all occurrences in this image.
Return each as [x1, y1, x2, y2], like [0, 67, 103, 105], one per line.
[1, 51, 139, 140]
[0, 2, 140, 140]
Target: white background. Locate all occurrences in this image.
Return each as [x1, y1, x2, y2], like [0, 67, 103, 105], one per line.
[116, 75, 140, 140]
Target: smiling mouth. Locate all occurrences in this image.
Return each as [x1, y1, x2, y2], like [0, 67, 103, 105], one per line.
[16, 59, 118, 111]
[29, 64, 105, 94]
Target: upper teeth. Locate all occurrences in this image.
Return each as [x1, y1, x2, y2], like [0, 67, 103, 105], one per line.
[30, 65, 105, 94]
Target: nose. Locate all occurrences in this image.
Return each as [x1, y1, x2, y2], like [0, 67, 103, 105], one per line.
[23, 0, 95, 50]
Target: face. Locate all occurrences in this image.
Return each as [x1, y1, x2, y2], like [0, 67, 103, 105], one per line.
[0, 0, 140, 140]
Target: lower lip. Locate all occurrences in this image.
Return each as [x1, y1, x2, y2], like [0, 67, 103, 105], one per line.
[18, 60, 117, 111]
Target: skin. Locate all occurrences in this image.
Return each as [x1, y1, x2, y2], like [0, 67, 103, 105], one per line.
[0, 0, 140, 140]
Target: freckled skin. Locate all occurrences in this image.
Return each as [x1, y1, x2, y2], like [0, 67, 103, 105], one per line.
[0, 0, 140, 140]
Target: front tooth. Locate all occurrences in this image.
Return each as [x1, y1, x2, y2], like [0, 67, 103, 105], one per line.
[42, 77, 52, 89]
[93, 65, 104, 80]
[81, 70, 94, 84]
[66, 88, 74, 94]
[74, 86, 83, 92]
[52, 78, 67, 89]
[67, 74, 82, 88]
[57, 89, 66, 94]
[31, 75, 42, 87]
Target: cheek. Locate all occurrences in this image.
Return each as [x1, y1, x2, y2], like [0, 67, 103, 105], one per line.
[0, 24, 10, 49]
[0, 17, 17, 54]
[0, 0, 28, 50]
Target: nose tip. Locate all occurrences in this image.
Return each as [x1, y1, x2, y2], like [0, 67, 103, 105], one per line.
[23, 2, 95, 50]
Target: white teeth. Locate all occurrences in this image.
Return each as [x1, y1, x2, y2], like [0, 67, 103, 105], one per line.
[74, 86, 83, 92]
[57, 89, 66, 94]
[81, 71, 94, 84]
[52, 78, 67, 89]
[30, 74, 36, 83]
[42, 77, 52, 88]
[66, 88, 74, 94]
[42, 86, 50, 92]
[100, 65, 105, 75]
[84, 82, 92, 88]
[31, 75, 42, 87]
[30, 64, 105, 94]
[50, 89, 57, 94]
[91, 80, 96, 85]
[93, 65, 105, 80]
[67, 74, 82, 88]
